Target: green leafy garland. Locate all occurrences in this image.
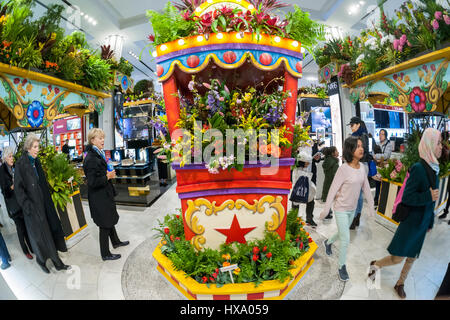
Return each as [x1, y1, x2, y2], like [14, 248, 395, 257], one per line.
[153, 207, 312, 287]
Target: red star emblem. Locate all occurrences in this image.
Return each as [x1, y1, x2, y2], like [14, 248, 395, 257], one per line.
[215, 214, 256, 244]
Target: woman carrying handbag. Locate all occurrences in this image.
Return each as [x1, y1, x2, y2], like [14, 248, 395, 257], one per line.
[368, 128, 442, 299]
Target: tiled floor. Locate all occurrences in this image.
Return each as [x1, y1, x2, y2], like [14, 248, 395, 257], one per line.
[1, 183, 449, 300]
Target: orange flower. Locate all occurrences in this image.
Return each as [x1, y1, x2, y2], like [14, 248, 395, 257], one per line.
[223, 261, 231, 267]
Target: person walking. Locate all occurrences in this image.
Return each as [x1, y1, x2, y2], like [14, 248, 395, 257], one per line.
[438, 131, 449, 222]
[83, 128, 129, 261]
[320, 136, 375, 281]
[321, 146, 340, 220]
[62, 139, 70, 160]
[373, 129, 393, 206]
[348, 116, 373, 229]
[368, 128, 443, 298]
[14, 134, 70, 273]
[0, 229, 11, 269]
[0, 147, 33, 260]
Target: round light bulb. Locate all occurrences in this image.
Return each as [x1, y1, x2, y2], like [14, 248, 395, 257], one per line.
[152, 51, 158, 57]
[292, 41, 299, 47]
[274, 36, 281, 43]
[217, 33, 223, 39]
[207, 0, 213, 3]
[84, 14, 89, 20]
[300, 47, 305, 53]
[197, 35, 204, 42]
[178, 39, 185, 45]
[236, 33, 243, 39]
[248, 4, 254, 10]
[160, 44, 168, 51]
[196, 7, 201, 12]
[92, 20, 97, 26]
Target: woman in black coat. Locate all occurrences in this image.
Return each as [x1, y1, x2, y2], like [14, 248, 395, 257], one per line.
[83, 128, 129, 261]
[14, 134, 70, 273]
[0, 147, 33, 259]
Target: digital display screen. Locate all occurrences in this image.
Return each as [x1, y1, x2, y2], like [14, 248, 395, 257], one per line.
[374, 110, 405, 129]
[123, 117, 149, 140]
[66, 118, 81, 131]
[310, 106, 332, 133]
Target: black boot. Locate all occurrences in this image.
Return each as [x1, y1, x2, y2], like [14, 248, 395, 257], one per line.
[53, 257, 71, 271]
[439, 211, 448, 219]
[355, 214, 361, 227]
[37, 259, 50, 274]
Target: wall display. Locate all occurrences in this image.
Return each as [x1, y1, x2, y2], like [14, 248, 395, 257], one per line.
[66, 118, 81, 131]
[374, 110, 405, 129]
[123, 117, 149, 140]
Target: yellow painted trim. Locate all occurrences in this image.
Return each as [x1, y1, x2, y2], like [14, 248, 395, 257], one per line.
[158, 52, 301, 82]
[123, 99, 157, 107]
[376, 211, 399, 225]
[351, 47, 450, 87]
[193, 0, 255, 17]
[0, 62, 111, 99]
[381, 178, 403, 187]
[156, 32, 301, 57]
[153, 240, 317, 297]
[69, 190, 80, 198]
[64, 223, 87, 241]
[156, 265, 196, 300]
[299, 94, 328, 99]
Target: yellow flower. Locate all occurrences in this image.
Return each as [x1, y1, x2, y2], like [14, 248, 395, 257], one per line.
[233, 267, 240, 275]
[222, 253, 231, 260]
[243, 92, 252, 102]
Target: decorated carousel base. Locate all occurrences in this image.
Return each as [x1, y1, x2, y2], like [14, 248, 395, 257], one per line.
[152, 241, 317, 300]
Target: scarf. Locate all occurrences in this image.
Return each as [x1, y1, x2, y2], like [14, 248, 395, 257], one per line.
[418, 128, 441, 168]
[28, 153, 39, 178]
[92, 145, 106, 163]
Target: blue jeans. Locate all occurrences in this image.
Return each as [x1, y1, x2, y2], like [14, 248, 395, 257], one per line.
[354, 190, 363, 218]
[328, 210, 356, 268]
[0, 231, 11, 265]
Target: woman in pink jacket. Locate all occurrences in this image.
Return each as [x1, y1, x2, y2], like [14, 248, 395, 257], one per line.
[319, 136, 375, 281]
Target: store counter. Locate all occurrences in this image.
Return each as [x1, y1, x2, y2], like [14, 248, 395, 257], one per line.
[80, 163, 165, 206]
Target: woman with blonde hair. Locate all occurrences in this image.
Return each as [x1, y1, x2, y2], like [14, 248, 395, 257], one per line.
[83, 128, 128, 261]
[14, 134, 69, 273]
[368, 128, 442, 298]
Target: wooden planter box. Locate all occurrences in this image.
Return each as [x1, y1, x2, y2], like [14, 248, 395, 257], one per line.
[56, 190, 89, 248]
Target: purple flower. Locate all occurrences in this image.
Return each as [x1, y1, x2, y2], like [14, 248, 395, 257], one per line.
[444, 15, 450, 25]
[188, 81, 195, 91]
[435, 11, 443, 20]
[432, 19, 439, 30]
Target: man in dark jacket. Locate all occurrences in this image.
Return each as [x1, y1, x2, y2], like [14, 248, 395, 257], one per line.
[14, 134, 69, 273]
[0, 147, 33, 259]
[62, 139, 70, 160]
[83, 128, 129, 261]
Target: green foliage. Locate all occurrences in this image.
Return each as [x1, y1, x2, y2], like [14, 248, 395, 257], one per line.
[133, 79, 154, 96]
[39, 146, 83, 211]
[117, 57, 133, 76]
[146, 2, 196, 47]
[285, 6, 325, 57]
[81, 55, 113, 91]
[9, 35, 42, 69]
[154, 208, 312, 287]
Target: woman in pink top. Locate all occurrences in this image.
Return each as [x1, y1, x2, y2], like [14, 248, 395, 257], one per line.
[319, 137, 375, 281]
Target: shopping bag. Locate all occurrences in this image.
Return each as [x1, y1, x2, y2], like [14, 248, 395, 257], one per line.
[290, 176, 309, 204]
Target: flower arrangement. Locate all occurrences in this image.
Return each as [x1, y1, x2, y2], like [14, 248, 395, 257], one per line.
[146, 1, 325, 54]
[314, 0, 450, 84]
[151, 76, 293, 171]
[153, 207, 311, 287]
[378, 158, 407, 183]
[0, 1, 122, 92]
[297, 85, 327, 99]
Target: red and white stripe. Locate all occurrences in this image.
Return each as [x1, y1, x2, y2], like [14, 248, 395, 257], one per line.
[157, 256, 313, 300]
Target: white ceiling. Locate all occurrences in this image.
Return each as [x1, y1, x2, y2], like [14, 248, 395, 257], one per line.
[36, 0, 408, 87]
